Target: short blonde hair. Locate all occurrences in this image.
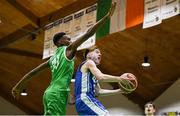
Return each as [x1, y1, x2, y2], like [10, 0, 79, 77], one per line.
[84, 45, 98, 59]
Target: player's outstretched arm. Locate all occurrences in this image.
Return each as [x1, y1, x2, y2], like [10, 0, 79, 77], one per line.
[12, 60, 49, 99]
[86, 60, 123, 82]
[66, 2, 117, 59]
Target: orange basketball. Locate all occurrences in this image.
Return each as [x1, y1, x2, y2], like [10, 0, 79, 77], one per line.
[118, 73, 138, 93]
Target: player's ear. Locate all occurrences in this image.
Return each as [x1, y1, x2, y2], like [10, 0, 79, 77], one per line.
[86, 53, 92, 59]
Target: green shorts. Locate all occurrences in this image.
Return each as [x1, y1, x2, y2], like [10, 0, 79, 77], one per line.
[43, 91, 69, 115]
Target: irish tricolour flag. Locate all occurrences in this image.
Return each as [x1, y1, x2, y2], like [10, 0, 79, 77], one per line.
[96, 0, 144, 39]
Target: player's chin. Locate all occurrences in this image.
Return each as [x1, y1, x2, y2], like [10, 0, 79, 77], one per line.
[95, 60, 101, 65]
[96, 62, 100, 65]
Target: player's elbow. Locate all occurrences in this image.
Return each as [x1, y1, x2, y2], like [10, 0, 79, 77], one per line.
[96, 73, 106, 81]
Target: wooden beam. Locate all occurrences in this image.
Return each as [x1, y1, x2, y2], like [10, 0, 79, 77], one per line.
[39, 0, 97, 27]
[0, 24, 38, 49]
[6, 0, 40, 26]
[0, 48, 42, 59]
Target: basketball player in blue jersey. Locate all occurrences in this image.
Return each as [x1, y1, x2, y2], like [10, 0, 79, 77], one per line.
[74, 46, 137, 115]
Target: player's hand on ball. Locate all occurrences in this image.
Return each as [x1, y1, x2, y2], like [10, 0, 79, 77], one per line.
[118, 73, 138, 93]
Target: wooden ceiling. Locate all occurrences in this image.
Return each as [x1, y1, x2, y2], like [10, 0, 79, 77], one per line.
[0, 0, 180, 114]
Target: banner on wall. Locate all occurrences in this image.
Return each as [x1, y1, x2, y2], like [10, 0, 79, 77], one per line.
[72, 10, 85, 42]
[43, 19, 63, 59]
[63, 15, 73, 37]
[161, 0, 180, 19]
[143, 0, 162, 28]
[76, 4, 97, 50]
[43, 4, 97, 59]
[43, 23, 54, 59]
[50, 19, 63, 56]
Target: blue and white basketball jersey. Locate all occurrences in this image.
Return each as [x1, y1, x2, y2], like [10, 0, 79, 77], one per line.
[74, 61, 109, 115]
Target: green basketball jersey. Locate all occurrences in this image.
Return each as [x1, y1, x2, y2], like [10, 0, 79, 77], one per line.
[48, 46, 74, 92]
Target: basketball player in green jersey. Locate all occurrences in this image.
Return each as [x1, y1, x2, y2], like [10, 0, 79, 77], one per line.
[12, 2, 116, 115]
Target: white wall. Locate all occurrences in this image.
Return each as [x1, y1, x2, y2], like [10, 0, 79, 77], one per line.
[99, 93, 143, 115]
[0, 96, 26, 115]
[154, 78, 180, 115]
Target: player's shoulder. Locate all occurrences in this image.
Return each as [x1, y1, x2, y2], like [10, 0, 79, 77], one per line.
[85, 59, 96, 67]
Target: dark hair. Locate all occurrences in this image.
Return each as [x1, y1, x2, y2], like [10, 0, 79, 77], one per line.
[83, 45, 98, 59]
[53, 32, 66, 45]
[145, 101, 155, 109]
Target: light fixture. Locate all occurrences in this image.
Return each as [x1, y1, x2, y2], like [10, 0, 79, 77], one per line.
[21, 89, 27, 96]
[0, 16, 3, 24]
[132, 31, 151, 67]
[142, 56, 150, 67]
[0, 16, 4, 25]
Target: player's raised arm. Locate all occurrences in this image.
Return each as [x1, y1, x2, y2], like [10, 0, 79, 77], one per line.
[12, 60, 49, 99]
[66, 2, 117, 59]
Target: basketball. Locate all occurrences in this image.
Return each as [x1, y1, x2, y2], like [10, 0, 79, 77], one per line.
[118, 73, 138, 93]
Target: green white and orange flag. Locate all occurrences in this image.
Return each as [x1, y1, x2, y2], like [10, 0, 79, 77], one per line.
[96, 0, 144, 39]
